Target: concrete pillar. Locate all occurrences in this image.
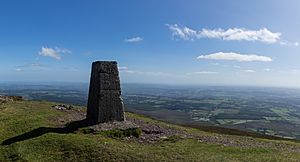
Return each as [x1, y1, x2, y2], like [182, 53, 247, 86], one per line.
[86, 61, 125, 124]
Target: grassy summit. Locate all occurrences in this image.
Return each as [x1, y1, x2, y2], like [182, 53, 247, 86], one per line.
[0, 100, 300, 162]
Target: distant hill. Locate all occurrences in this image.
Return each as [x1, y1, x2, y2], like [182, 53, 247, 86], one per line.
[1, 83, 300, 140]
[0, 99, 299, 161]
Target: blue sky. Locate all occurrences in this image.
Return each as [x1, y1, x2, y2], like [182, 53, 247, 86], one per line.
[0, 0, 300, 87]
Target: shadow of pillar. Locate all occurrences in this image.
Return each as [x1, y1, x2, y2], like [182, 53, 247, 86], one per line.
[2, 119, 93, 145]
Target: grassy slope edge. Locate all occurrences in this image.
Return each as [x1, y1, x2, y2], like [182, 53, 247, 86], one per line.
[0, 100, 299, 162]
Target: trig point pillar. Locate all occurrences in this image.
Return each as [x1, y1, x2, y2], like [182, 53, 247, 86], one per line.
[87, 61, 125, 124]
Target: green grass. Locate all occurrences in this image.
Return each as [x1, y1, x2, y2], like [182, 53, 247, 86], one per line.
[1, 100, 300, 162]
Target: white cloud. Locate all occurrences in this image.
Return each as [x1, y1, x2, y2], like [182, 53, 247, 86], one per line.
[197, 52, 272, 62]
[264, 68, 271, 72]
[119, 67, 172, 76]
[29, 63, 44, 68]
[54, 47, 72, 53]
[118, 66, 135, 73]
[121, 70, 136, 74]
[125, 37, 143, 43]
[38, 46, 71, 60]
[17, 63, 44, 68]
[279, 40, 299, 46]
[242, 69, 256, 73]
[166, 24, 198, 41]
[210, 62, 220, 66]
[122, 70, 171, 76]
[15, 63, 49, 72]
[166, 24, 285, 44]
[187, 71, 218, 75]
[118, 66, 129, 70]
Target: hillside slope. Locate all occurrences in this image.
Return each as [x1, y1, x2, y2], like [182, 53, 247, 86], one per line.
[0, 100, 300, 162]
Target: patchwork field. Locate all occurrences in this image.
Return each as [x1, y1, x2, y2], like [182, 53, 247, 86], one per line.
[1, 83, 300, 139]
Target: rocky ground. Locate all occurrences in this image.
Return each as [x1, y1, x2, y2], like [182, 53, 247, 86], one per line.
[52, 106, 300, 152]
[0, 95, 23, 103]
[53, 106, 189, 143]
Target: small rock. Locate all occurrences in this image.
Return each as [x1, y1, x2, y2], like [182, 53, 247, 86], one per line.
[160, 136, 168, 139]
[52, 104, 74, 111]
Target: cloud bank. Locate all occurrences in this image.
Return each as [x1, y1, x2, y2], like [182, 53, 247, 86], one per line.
[38, 47, 71, 60]
[166, 24, 298, 45]
[197, 52, 272, 62]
